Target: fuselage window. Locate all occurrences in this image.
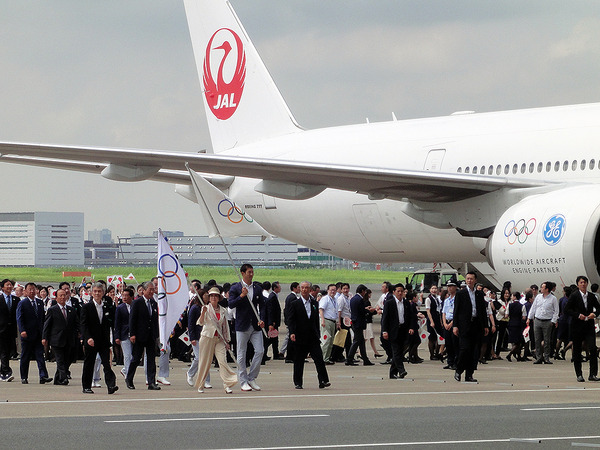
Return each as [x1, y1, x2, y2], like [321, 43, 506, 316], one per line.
[546, 161, 551, 172]
[554, 161, 560, 172]
[465, 166, 470, 174]
[488, 165, 493, 175]
[496, 165, 501, 175]
[520, 163, 526, 174]
[529, 162, 534, 173]
[563, 160, 568, 171]
[581, 160, 586, 170]
[537, 162, 543, 173]
[572, 160, 577, 171]
[512, 164, 518, 174]
[479, 166, 484, 175]
[590, 159, 596, 170]
[504, 164, 510, 174]
[457, 167, 462, 173]
[472, 166, 478, 174]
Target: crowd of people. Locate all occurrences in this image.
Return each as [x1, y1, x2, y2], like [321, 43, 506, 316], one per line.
[0, 267, 599, 395]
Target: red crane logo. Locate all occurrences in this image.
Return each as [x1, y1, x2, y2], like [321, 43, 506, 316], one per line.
[203, 28, 246, 120]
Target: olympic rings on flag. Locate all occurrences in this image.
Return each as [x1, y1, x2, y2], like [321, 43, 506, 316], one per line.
[158, 254, 179, 277]
[504, 218, 536, 245]
[217, 199, 254, 224]
[160, 270, 182, 295]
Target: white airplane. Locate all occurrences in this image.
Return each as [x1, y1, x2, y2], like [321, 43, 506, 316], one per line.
[1, 0, 599, 290]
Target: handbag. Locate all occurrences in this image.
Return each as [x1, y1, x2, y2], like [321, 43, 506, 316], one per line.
[332, 329, 348, 347]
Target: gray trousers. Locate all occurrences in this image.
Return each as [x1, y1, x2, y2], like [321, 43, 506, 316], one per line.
[534, 318, 554, 360]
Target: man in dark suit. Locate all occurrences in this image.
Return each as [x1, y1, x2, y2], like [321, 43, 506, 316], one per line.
[281, 282, 300, 362]
[80, 282, 118, 394]
[265, 281, 282, 361]
[114, 286, 134, 378]
[0, 279, 19, 382]
[381, 283, 417, 379]
[452, 272, 489, 382]
[42, 288, 79, 385]
[126, 281, 160, 390]
[16, 282, 52, 384]
[346, 284, 375, 366]
[228, 263, 267, 391]
[288, 281, 330, 389]
[565, 275, 600, 382]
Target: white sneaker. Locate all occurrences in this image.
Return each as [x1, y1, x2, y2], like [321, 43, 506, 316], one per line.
[248, 380, 261, 391]
[120, 368, 126, 378]
[241, 382, 252, 391]
[197, 387, 204, 393]
[157, 376, 171, 386]
[186, 373, 194, 387]
[225, 386, 233, 394]
[92, 381, 101, 388]
[204, 381, 212, 389]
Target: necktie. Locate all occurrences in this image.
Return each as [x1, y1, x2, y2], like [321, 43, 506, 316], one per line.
[147, 300, 152, 315]
[32, 300, 38, 316]
[62, 306, 67, 320]
[5, 295, 10, 309]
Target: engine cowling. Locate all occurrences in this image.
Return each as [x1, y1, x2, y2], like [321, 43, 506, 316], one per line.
[487, 185, 600, 289]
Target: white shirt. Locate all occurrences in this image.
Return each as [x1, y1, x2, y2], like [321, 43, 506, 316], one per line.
[319, 295, 337, 321]
[467, 287, 477, 317]
[301, 296, 311, 318]
[580, 290, 588, 308]
[94, 300, 103, 323]
[337, 294, 351, 318]
[376, 293, 387, 310]
[395, 297, 405, 325]
[528, 293, 559, 323]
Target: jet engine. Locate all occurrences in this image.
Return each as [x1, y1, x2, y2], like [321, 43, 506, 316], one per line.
[486, 185, 600, 289]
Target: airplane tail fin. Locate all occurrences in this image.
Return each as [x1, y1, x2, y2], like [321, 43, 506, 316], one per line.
[183, 0, 301, 152]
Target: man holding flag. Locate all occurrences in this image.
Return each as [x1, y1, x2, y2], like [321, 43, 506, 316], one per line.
[228, 264, 267, 392]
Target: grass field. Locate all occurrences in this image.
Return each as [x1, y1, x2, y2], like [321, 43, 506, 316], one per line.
[0, 266, 411, 286]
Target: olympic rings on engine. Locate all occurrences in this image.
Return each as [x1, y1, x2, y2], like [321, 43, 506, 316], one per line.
[504, 218, 536, 245]
[217, 199, 254, 224]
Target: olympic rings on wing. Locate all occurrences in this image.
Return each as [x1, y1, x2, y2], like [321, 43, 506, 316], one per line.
[217, 199, 254, 224]
[158, 254, 179, 277]
[160, 270, 182, 295]
[504, 218, 536, 245]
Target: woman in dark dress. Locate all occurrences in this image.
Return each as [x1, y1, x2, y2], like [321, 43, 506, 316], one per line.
[506, 292, 527, 361]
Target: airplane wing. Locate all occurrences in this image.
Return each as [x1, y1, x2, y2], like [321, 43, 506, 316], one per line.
[0, 142, 551, 202]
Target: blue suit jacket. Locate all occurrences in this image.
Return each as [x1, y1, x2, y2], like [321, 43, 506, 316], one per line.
[350, 294, 367, 330]
[16, 297, 45, 341]
[114, 302, 130, 341]
[228, 281, 267, 332]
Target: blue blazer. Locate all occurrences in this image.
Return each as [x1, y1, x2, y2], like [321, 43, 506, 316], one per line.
[187, 304, 202, 341]
[350, 294, 367, 330]
[228, 281, 267, 332]
[16, 297, 45, 341]
[114, 302, 130, 341]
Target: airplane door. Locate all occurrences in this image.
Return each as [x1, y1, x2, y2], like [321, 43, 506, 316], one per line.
[423, 149, 446, 171]
[352, 203, 393, 253]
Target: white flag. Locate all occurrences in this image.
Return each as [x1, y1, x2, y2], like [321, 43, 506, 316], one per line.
[187, 165, 270, 238]
[157, 230, 190, 351]
[125, 273, 136, 281]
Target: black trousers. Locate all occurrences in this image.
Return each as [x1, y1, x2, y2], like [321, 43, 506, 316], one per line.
[456, 325, 482, 376]
[263, 333, 279, 360]
[82, 344, 115, 390]
[572, 330, 598, 377]
[0, 332, 13, 377]
[127, 339, 157, 385]
[293, 339, 328, 387]
[20, 338, 48, 380]
[348, 324, 368, 362]
[444, 327, 459, 366]
[389, 331, 408, 376]
[52, 345, 73, 383]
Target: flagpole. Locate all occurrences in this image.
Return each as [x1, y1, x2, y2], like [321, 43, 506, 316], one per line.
[186, 164, 268, 338]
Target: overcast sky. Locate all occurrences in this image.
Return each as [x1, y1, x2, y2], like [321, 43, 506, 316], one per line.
[1, 1, 599, 238]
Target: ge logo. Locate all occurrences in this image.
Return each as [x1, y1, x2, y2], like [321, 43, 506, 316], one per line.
[543, 214, 566, 246]
[504, 218, 536, 245]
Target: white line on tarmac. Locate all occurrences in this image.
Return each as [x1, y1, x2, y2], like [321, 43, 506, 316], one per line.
[104, 414, 329, 424]
[211, 435, 600, 449]
[521, 406, 600, 411]
[5, 387, 600, 405]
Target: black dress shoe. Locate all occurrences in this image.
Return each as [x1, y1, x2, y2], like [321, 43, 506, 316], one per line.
[443, 365, 452, 369]
[345, 361, 358, 366]
[40, 376, 53, 384]
[148, 383, 161, 390]
[325, 360, 335, 365]
[577, 375, 585, 382]
[588, 375, 600, 382]
[82, 388, 94, 394]
[465, 377, 478, 382]
[533, 359, 544, 365]
[108, 385, 119, 394]
[363, 360, 375, 366]
[380, 359, 391, 365]
[21, 379, 28, 384]
[54, 379, 69, 386]
[319, 381, 331, 389]
[454, 372, 461, 382]
[398, 370, 407, 379]
[295, 385, 303, 389]
[126, 380, 135, 390]
[543, 359, 553, 365]
[389, 374, 399, 379]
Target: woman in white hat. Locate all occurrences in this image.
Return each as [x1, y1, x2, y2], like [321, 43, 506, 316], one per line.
[194, 286, 237, 394]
